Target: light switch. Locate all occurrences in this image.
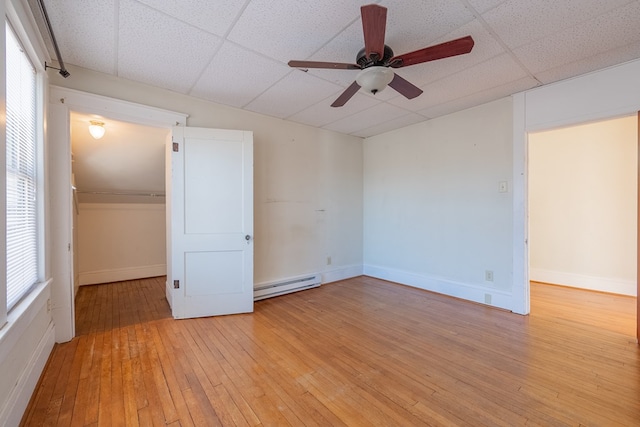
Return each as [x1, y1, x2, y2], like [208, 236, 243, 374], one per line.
[499, 181, 508, 193]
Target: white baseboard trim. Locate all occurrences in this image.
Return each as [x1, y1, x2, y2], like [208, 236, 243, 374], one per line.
[79, 264, 166, 285]
[0, 321, 55, 427]
[530, 268, 636, 296]
[321, 264, 363, 284]
[363, 264, 513, 311]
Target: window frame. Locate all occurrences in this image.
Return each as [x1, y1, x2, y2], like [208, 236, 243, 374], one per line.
[1, 0, 48, 328]
[6, 20, 39, 310]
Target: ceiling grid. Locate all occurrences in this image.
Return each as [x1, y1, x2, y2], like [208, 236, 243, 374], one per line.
[44, 0, 640, 137]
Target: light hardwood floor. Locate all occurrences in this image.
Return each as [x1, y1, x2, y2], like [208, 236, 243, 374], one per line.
[22, 276, 639, 426]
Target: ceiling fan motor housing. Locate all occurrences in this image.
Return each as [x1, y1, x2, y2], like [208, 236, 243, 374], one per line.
[356, 44, 395, 68]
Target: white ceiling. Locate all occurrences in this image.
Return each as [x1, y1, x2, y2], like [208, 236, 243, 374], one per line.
[45, 0, 640, 138]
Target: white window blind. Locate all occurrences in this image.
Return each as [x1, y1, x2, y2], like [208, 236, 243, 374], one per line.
[6, 23, 38, 310]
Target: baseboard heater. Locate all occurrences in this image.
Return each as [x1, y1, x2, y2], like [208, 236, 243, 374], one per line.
[254, 273, 321, 301]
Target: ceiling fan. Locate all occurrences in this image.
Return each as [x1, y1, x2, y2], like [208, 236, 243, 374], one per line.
[288, 4, 474, 107]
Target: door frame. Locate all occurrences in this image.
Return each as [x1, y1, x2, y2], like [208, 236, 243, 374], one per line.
[512, 59, 640, 341]
[48, 86, 187, 342]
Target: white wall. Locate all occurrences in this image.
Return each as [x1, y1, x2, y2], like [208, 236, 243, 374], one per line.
[529, 117, 637, 296]
[77, 203, 167, 285]
[363, 98, 515, 310]
[50, 65, 364, 288]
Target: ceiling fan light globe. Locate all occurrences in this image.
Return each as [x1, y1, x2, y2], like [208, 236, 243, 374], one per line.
[356, 66, 394, 95]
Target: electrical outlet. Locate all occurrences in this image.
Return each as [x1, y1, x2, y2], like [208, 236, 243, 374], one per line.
[327, 256, 332, 265]
[47, 298, 51, 313]
[485, 270, 494, 282]
[484, 294, 492, 304]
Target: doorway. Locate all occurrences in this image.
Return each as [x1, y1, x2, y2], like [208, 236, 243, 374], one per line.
[48, 87, 188, 342]
[70, 112, 169, 322]
[527, 116, 638, 336]
[50, 88, 255, 340]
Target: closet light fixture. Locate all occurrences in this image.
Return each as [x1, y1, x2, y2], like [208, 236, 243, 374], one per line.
[88, 120, 106, 139]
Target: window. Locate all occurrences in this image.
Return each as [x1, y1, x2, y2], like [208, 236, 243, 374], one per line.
[5, 22, 38, 311]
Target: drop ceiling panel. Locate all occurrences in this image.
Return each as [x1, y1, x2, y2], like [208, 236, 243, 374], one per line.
[117, 0, 222, 93]
[245, 70, 344, 119]
[514, 1, 640, 74]
[289, 93, 379, 128]
[534, 42, 640, 85]
[190, 42, 291, 108]
[389, 53, 528, 111]
[307, 22, 365, 87]
[466, 0, 506, 14]
[134, 0, 247, 36]
[309, 68, 361, 90]
[390, 19, 506, 90]
[44, 0, 116, 73]
[418, 76, 538, 118]
[480, 0, 633, 49]
[323, 103, 411, 135]
[379, 0, 475, 54]
[227, 0, 362, 63]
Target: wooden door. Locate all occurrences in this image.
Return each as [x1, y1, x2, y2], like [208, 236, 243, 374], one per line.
[167, 126, 253, 319]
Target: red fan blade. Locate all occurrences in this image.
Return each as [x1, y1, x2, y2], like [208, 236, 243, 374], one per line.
[389, 36, 474, 68]
[361, 4, 387, 61]
[288, 60, 361, 70]
[331, 81, 361, 107]
[388, 74, 423, 99]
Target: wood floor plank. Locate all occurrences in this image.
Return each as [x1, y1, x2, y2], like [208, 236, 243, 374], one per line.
[178, 320, 249, 426]
[84, 332, 103, 425]
[22, 277, 640, 426]
[148, 324, 195, 427]
[121, 358, 140, 427]
[108, 328, 126, 426]
[55, 335, 90, 426]
[190, 317, 297, 425]
[134, 324, 170, 426]
[231, 317, 347, 426]
[44, 340, 79, 425]
[163, 321, 225, 426]
[96, 331, 112, 426]
[210, 318, 336, 426]
[147, 323, 183, 424]
[22, 341, 72, 426]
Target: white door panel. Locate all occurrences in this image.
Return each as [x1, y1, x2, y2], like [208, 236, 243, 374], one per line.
[184, 138, 244, 234]
[168, 126, 253, 319]
[185, 251, 245, 296]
